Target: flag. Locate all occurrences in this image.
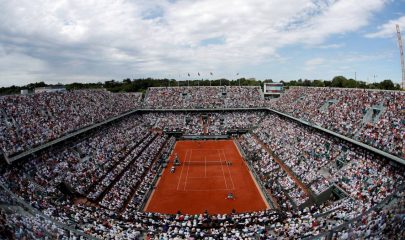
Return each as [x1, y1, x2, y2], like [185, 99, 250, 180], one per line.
[236, 73, 239, 75]
[188, 73, 190, 77]
[210, 72, 213, 75]
[198, 72, 200, 76]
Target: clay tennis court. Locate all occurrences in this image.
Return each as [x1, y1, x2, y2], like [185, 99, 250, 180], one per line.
[144, 140, 269, 214]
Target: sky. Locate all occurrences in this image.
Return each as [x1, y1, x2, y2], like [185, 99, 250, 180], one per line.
[0, 0, 405, 87]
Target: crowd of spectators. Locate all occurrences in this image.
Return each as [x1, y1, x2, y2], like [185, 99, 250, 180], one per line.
[66, 116, 149, 195]
[0, 207, 77, 240]
[1, 86, 402, 164]
[0, 112, 171, 238]
[333, 191, 405, 239]
[99, 134, 167, 211]
[144, 86, 263, 109]
[1, 86, 403, 160]
[0, 86, 403, 239]
[141, 112, 203, 134]
[86, 133, 158, 201]
[236, 115, 404, 238]
[0, 185, 84, 239]
[141, 111, 265, 135]
[0, 90, 142, 157]
[207, 111, 265, 134]
[249, 113, 403, 205]
[251, 113, 346, 195]
[267, 87, 405, 159]
[144, 86, 404, 159]
[239, 133, 309, 208]
[125, 136, 176, 214]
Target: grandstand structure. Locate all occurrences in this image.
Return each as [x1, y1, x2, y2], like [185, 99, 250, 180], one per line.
[0, 86, 404, 239]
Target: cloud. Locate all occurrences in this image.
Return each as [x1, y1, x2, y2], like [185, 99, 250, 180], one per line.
[365, 15, 405, 38]
[0, 0, 388, 86]
[304, 57, 326, 71]
[305, 57, 325, 66]
[342, 51, 394, 62]
[316, 43, 345, 49]
[0, 45, 48, 85]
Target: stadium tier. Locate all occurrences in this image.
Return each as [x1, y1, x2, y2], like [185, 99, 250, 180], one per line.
[267, 87, 405, 159]
[0, 90, 142, 158]
[144, 86, 264, 109]
[0, 87, 404, 239]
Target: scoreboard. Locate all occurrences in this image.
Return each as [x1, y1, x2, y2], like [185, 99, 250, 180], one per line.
[264, 83, 284, 94]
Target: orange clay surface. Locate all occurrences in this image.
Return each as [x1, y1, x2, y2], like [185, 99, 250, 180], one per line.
[144, 140, 269, 214]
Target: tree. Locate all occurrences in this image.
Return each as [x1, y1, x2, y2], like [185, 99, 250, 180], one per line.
[331, 76, 347, 87]
[303, 79, 311, 86]
[395, 83, 401, 90]
[312, 80, 325, 87]
[344, 78, 358, 88]
[357, 81, 368, 89]
[379, 79, 396, 90]
[0, 76, 402, 95]
[26, 81, 47, 89]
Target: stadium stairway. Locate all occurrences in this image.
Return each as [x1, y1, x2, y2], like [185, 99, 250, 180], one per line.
[355, 103, 386, 138]
[202, 115, 208, 135]
[119, 136, 169, 213]
[81, 131, 153, 196]
[319, 99, 337, 112]
[361, 103, 386, 125]
[94, 133, 158, 203]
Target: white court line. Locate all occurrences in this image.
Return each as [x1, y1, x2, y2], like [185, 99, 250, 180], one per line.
[176, 150, 188, 191]
[217, 149, 229, 190]
[204, 156, 207, 177]
[183, 149, 192, 190]
[222, 149, 236, 189]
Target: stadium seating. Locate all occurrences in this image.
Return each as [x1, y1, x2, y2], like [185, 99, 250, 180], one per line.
[0, 90, 142, 157]
[267, 87, 405, 159]
[141, 111, 265, 135]
[144, 86, 263, 109]
[0, 86, 404, 239]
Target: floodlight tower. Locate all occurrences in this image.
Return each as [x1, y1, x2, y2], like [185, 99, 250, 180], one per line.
[396, 24, 405, 89]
